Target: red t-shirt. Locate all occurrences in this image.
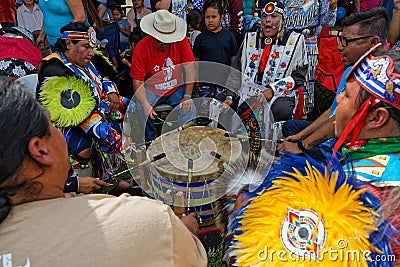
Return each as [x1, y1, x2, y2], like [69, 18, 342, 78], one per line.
[131, 35, 195, 97]
[0, 0, 16, 23]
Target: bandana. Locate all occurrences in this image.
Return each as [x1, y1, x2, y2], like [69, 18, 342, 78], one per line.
[61, 27, 97, 47]
[342, 138, 400, 161]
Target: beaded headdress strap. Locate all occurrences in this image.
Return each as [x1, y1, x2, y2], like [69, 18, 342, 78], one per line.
[262, 1, 284, 16]
[333, 44, 400, 152]
[61, 27, 97, 47]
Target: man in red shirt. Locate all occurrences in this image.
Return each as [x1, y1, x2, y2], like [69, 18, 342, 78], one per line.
[131, 10, 196, 141]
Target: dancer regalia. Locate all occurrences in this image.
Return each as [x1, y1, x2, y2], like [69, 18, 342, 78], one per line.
[220, 46, 400, 266]
[38, 27, 128, 178]
[231, 0, 308, 158]
[220, 153, 397, 266]
[284, 0, 337, 113]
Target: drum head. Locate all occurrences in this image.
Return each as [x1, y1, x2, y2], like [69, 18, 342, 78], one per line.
[147, 126, 242, 183]
[123, 97, 277, 207]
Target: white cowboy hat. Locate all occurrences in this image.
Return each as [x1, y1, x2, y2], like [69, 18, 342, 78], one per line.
[140, 10, 187, 43]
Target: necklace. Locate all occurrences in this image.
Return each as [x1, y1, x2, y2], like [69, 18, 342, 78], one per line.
[265, 37, 274, 45]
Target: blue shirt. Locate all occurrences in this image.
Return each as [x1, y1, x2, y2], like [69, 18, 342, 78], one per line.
[329, 66, 352, 118]
[39, 0, 89, 46]
[117, 19, 130, 46]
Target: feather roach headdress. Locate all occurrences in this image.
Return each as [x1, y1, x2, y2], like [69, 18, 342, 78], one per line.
[225, 153, 395, 266]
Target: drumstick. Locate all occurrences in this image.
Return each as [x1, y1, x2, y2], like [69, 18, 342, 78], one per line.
[187, 158, 193, 183]
[138, 152, 166, 166]
[224, 132, 250, 139]
[126, 140, 152, 150]
[186, 159, 193, 215]
[154, 115, 173, 127]
[102, 152, 166, 182]
[210, 151, 229, 163]
[167, 121, 194, 135]
[224, 132, 283, 143]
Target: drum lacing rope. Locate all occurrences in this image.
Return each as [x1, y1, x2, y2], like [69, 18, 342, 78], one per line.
[170, 176, 176, 206]
[198, 177, 216, 225]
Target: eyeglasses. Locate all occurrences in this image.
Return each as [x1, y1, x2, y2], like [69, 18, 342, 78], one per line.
[339, 35, 374, 47]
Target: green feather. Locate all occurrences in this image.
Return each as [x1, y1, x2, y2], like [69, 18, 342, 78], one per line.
[94, 48, 117, 74]
[39, 76, 96, 127]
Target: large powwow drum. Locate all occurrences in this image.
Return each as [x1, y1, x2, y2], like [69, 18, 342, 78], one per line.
[145, 126, 242, 225]
[123, 98, 277, 225]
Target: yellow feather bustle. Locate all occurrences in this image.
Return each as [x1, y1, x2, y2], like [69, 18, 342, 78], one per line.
[39, 76, 95, 128]
[235, 162, 380, 266]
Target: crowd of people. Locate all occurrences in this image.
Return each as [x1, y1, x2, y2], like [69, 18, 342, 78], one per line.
[0, 0, 400, 265]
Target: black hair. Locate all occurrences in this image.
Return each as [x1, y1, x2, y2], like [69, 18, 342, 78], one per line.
[203, 0, 229, 14]
[187, 9, 203, 29]
[203, 1, 224, 16]
[0, 77, 49, 224]
[357, 50, 400, 126]
[342, 7, 389, 44]
[111, 6, 123, 14]
[129, 31, 141, 44]
[54, 22, 90, 53]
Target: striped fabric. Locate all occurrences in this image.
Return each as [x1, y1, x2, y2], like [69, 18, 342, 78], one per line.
[353, 54, 400, 110]
[149, 171, 218, 222]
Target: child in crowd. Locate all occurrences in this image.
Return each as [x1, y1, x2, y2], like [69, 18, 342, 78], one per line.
[99, 39, 119, 68]
[121, 31, 141, 69]
[112, 6, 131, 52]
[17, 0, 50, 57]
[203, 0, 244, 46]
[186, 9, 202, 48]
[193, 1, 238, 128]
[118, 31, 142, 98]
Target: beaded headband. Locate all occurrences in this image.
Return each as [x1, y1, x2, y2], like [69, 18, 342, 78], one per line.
[262, 1, 285, 16]
[347, 43, 400, 110]
[61, 27, 97, 47]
